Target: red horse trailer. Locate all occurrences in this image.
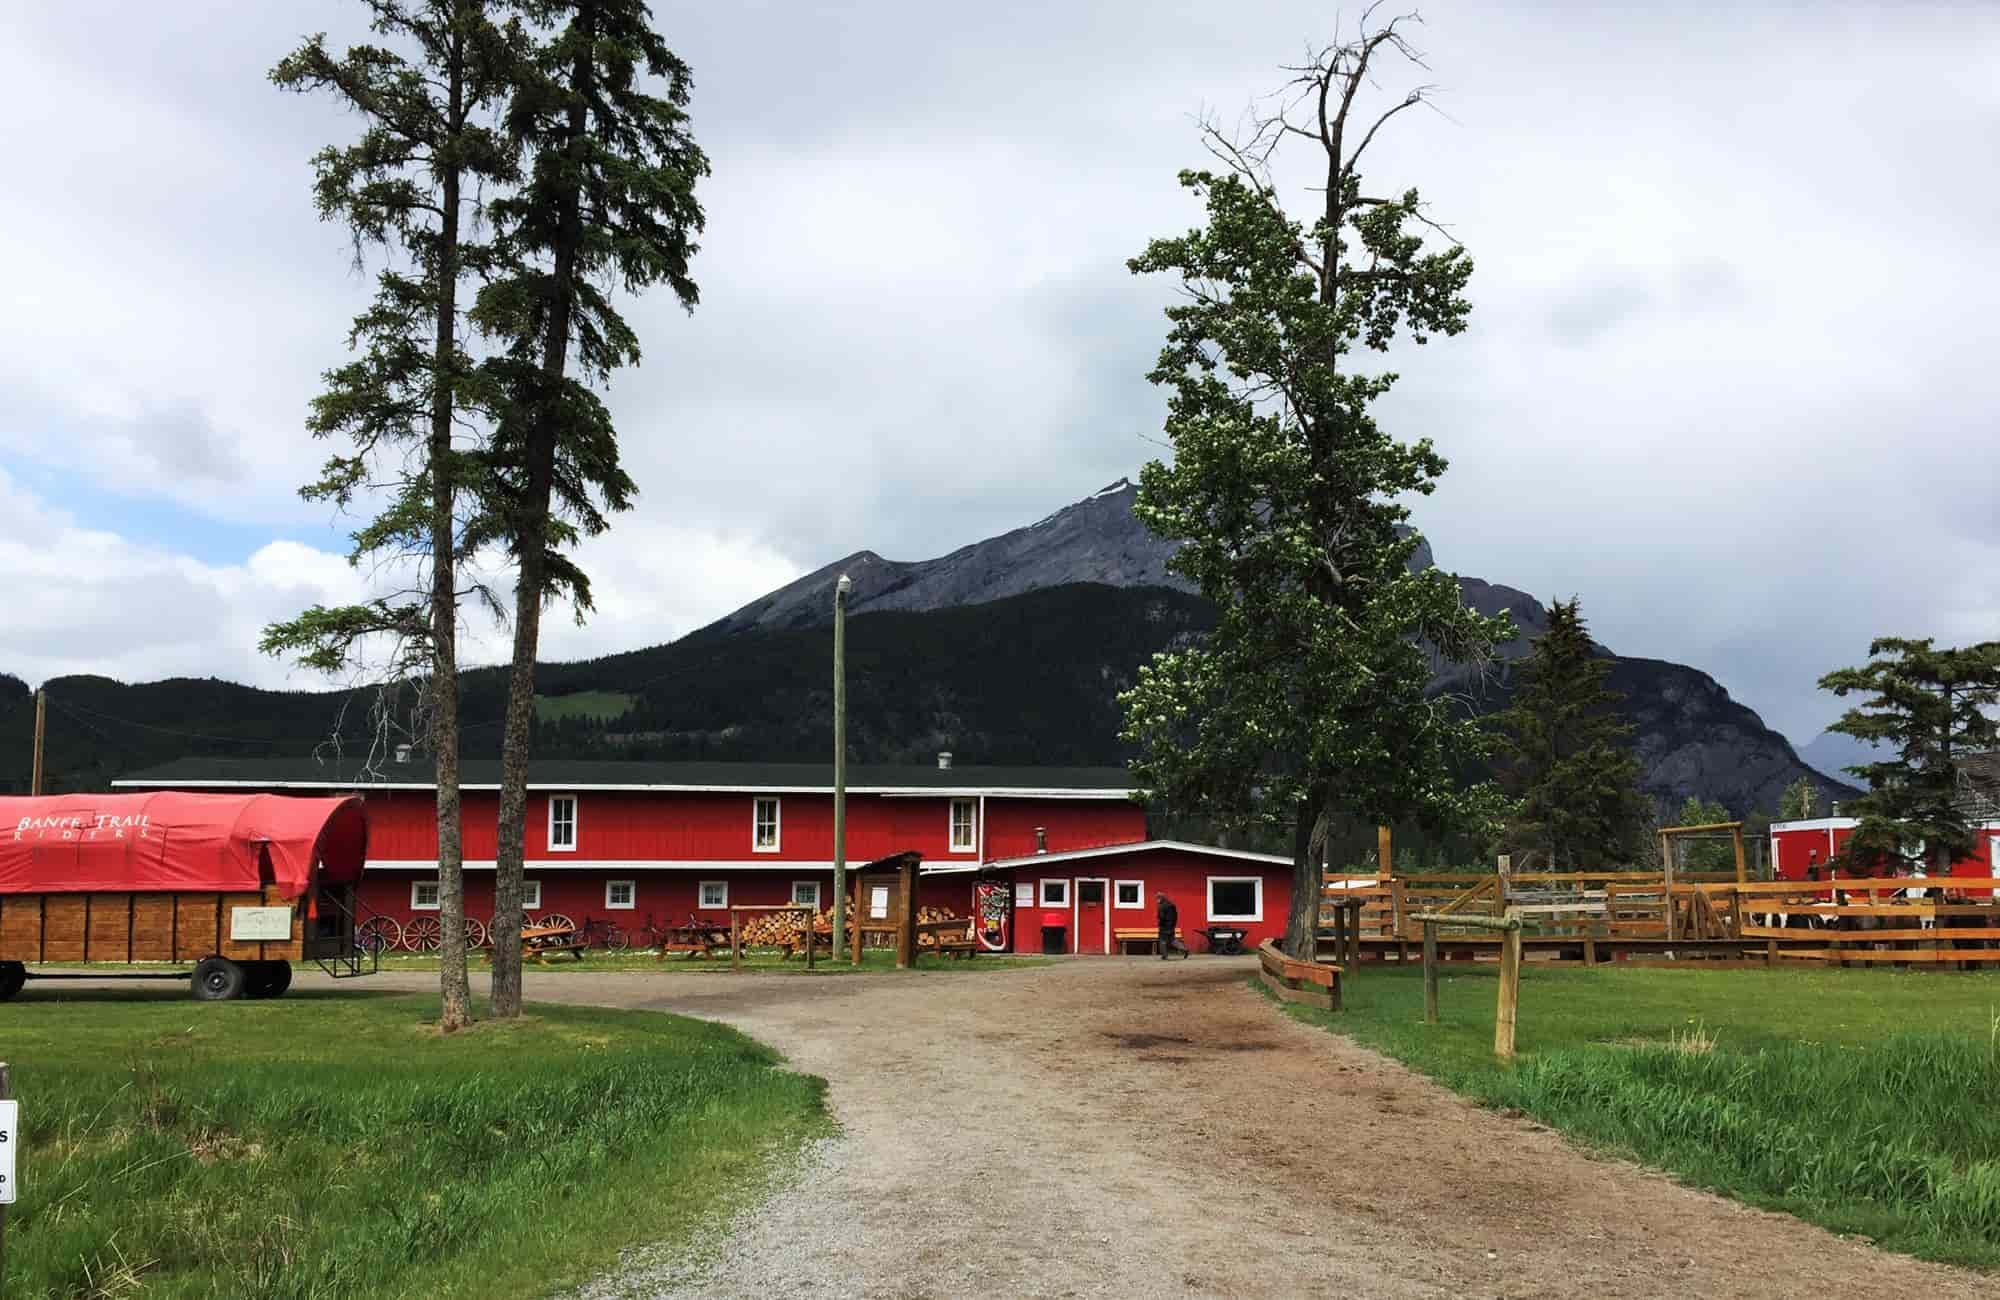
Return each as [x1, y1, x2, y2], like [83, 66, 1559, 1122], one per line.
[0, 792, 375, 1000]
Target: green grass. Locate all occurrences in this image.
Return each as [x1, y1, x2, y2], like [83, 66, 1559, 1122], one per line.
[1278, 964, 2000, 1270]
[534, 690, 637, 722]
[371, 948, 1053, 974]
[3, 988, 829, 1299]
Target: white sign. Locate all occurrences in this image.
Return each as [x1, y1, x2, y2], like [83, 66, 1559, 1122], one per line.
[1014, 883, 1034, 908]
[868, 885, 890, 920]
[0, 1098, 17, 1205]
[229, 907, 294, 942]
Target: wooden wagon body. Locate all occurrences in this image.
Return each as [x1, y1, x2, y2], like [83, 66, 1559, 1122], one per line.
[0, 792, 373, 1000]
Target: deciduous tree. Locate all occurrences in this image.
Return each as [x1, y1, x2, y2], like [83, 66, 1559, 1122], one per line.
[473, 0, 708, 1016]
[263, 0, 521, 1031]
[1491, 599, 1646, 868]
[1119, 16, 1512, 957]
[1819, 638, 2000, 873]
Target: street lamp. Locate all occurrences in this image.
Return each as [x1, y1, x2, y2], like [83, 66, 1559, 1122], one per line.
[832, 573, 851, 961]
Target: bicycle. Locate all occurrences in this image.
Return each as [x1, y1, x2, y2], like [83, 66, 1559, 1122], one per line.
[574, 914, 631, 951]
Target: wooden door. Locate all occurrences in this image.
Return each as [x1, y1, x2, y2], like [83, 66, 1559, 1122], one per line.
[1075, 878, 1108, 955]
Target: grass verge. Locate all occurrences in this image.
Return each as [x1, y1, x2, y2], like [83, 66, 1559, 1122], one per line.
[370, 948, 1053, 975]
[3, 988, 829, 1299]
[1276, 964, 2000, 1270]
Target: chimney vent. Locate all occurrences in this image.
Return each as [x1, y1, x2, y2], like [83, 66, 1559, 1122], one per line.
[394, 743, 413, 764]
[937, 751, 953, 770]
[1035, 826, 1047, 854]
[1830, 801, 1841, 817]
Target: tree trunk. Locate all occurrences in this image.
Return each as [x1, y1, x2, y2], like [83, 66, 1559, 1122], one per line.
[433, 39, 469, 1033]
[1283, 794, 1322, 958]
[490, 20, 592, 1020]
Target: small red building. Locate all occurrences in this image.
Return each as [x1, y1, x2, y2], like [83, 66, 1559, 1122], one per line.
[113, 757, 1291, 954]
[1769, 816, 2000, 884]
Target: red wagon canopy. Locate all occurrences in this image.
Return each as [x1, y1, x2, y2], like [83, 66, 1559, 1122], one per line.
[0, 792, 368, 899]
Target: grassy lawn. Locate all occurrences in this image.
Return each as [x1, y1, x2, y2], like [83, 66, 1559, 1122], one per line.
[3, 988, 829, 1299]
[1279, 964, 2000, 1270]
[533, 690, 636, 722]
[372, 949, 1052, 975]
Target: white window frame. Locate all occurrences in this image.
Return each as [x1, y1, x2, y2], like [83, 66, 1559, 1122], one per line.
[547, 794, 579, 852]
[522, 879, 542, 911]
[948, 798, 978, 853]
[699, 880, 730, 909]
[753, 797, 782, 852]
[1113, 880, 1146, 909]
[791, 880, 822, 908]
[411, 879, 441, 911]
[1039, 878, 1070, 907]
[1206, 875, 1264, 923]
[605, 879, 636, 910]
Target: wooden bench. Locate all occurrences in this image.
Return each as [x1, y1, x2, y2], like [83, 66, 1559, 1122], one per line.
[915, 918, 978, 959]
[1257, 939, 1341, 1011]
[1114, 926, 1181, 955]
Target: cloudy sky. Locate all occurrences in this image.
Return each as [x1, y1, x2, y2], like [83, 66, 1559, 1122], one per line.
[1, 1, 1994, 746]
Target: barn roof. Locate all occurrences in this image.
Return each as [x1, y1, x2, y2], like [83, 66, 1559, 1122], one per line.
[980, 838, 1290, 870]
[1959, 751, 2000, 819]
[112, 756, 1138, 798]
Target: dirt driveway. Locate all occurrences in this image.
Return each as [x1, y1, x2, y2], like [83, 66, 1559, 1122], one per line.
[345, 958, 1988, 1300]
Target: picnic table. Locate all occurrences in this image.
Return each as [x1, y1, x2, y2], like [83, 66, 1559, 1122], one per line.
[655, 920, 733, 961]
[521, 920, 587, 964]
[1202, 925, 1250, 955]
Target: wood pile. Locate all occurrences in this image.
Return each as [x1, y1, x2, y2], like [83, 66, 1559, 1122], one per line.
[915, 907, 970, 948]
[738, 908, 833, 947]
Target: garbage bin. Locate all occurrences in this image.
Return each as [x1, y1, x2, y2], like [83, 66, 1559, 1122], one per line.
[1040, 911, 1067, 955]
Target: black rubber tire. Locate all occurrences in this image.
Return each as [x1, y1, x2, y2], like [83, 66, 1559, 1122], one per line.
[261, 961, 293, 998]
[0, 961, 25, 1001]
[192, 957, 246, 1001]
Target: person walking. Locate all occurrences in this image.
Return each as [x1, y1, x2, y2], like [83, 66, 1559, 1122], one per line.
[1156, 891, 1179, 960]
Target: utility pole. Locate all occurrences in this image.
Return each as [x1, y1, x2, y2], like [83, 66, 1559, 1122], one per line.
[832, 574, 851, 962]
[30, 690, 44, 796]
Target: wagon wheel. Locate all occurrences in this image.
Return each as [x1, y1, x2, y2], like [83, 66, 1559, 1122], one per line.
[356, 916, 401, 954]
[464, 917, 488, 949]
[402, 915, 444, 952]
[536, 912, 575, 935]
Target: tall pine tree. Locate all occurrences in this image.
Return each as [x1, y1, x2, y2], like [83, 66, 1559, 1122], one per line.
[1819, 638, 2000, 873]
[472, 0, 708, 1016]
[263, 1, 522, 1032]
[1492, 598, 1646, 868]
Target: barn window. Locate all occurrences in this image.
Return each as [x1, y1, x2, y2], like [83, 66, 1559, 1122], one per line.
[753, 798, 781, 852]
[949, 799, 977, 852]
[1206, 876, 1262, 922]
[606, 880, 636, 910]
[547, 795, 578, 852]
[791, 880, 821, 908]
[1039, 878, 1070, 907]
[411, 880, 441, 910]
[700, 880, 730, 909]
[1114, 880, 1145, 909]
[522, 880, 542, 911]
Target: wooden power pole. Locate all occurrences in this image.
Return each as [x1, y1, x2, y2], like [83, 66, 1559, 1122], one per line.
[30, 690, 44, 796]
[832, 575, 851, 962]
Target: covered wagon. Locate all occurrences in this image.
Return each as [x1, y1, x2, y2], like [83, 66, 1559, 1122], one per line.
[0, 792, 374, 1001]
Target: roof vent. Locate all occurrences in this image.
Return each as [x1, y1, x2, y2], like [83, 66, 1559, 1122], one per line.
[1036, 826, 1047, 854]
[937, 751, 953, 770]
[1830, 801, 1841, 817]
[393, 743, 413, 764]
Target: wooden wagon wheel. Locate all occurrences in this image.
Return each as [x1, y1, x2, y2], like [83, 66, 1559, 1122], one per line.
[535, 912, 575, 935]
[402, 915, 444, 952]
[464, 917, 488, 948]
[356, 916, 401, 954]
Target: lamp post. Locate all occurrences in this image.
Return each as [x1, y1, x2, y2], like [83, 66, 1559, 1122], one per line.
[832, 573, 851, 962]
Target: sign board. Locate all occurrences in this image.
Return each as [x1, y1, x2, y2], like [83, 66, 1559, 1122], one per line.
[868, 885, 890, 920]
[1014, 883, 1034, 908]
[0, 1098, 17, 1205]
[229, 907, 294, 942]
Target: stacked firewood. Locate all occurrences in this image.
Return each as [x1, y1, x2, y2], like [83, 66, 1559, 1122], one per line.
[738, 908, 833, 947]
[915, 906, 970, 947]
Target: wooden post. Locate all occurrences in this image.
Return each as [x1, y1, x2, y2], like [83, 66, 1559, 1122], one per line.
[1732, 827, 1746, 885]
[1583, 936, 1598, 967]
[851, 877, 865, 965]
[29, 690, 43, 796]
[730, 910, 742, 972]
[805, 906, 816, 971]
[895, 858, 917, 969]
[1345, 899, 1360, 970]
[1422, 921, 1439, 1024]
[1660, 831, 1677, 943]
[1377, 824, 1392, 873]
[1495, 926, 1521, 1059]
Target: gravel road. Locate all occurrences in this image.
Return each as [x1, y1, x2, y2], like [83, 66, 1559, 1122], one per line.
[381, 959, 1994, 1300]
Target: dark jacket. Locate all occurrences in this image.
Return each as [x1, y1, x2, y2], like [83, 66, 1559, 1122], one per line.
[1157, 898, 1178, 930]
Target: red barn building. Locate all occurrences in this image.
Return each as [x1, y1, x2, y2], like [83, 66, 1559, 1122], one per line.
[113, 757, 1296, 954]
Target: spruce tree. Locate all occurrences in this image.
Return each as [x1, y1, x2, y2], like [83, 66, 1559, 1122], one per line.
[1819, 638, 2000, 873]
[262, 1, 522, 1032]
[1492, 598, 1647, 868]
[473, 0, 708, 1016]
